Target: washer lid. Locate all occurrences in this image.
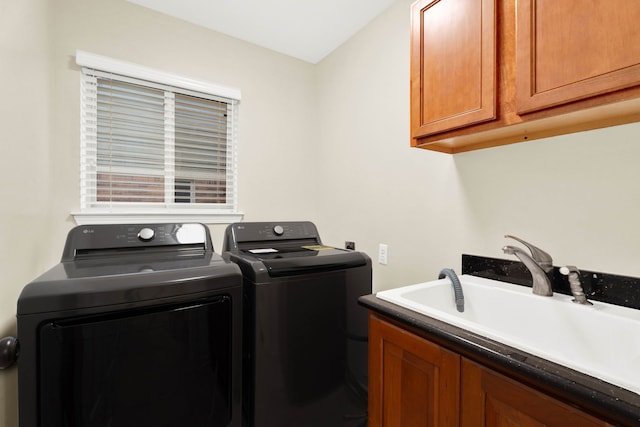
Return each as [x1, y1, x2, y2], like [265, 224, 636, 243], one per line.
[245, 246, 368, 277]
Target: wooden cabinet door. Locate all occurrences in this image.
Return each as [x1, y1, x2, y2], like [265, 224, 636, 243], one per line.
[460, 358, 614, 427]
[369, 315, 460, 427]
[516, 0, 640, 114]
[410, 0, 497, 140]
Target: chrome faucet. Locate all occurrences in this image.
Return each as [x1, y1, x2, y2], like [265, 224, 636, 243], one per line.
[502, 235, 553, 296]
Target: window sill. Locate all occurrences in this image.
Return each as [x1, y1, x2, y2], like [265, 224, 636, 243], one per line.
[71, 210, 244, 225]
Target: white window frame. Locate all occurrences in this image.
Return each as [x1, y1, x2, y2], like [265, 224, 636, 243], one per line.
[72, 50, 243, 225]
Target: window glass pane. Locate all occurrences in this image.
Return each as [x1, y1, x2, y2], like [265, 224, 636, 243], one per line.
[95, 78, 165, 203]
[96, 79, 165, 170]
[174, 179, 193, 204]
[174, 94, 228, 204]
[196, 179, 226, 204]
[97, 173, 164, 203]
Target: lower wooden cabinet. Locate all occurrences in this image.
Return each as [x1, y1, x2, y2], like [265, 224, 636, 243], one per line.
[369, 313, 460, 426]
[369, 314, 614, 427]
[460, 359, 613, 427]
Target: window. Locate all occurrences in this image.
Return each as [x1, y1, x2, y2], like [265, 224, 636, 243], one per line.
[73, 51, 242, 224]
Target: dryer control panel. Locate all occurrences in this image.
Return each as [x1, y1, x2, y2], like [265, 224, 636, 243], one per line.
[61, 223, 211, 261]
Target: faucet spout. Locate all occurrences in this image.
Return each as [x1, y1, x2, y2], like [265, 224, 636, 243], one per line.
[502, 245, 553, 296]
[504, 235, 553, 273]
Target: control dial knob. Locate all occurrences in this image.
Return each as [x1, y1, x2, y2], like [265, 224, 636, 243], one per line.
[273, 225, 284, 236]
[138, 227, 155, 242]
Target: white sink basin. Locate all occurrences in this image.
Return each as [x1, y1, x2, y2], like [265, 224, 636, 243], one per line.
[376, 274, 640, 395]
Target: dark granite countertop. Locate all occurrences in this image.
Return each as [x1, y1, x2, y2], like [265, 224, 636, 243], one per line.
[359, 255, 640, 427]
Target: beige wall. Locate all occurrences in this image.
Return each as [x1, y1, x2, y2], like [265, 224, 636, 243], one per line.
[2, 0, 640, 425]
[0, 1, 52, 425]
[316, 0, 640, 291]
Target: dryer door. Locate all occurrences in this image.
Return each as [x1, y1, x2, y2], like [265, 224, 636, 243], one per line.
[38, 296, 232, 427]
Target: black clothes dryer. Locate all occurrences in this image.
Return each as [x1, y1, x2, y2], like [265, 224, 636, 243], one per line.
[17, 223, 242, 427]
[222, 221, 371, 427]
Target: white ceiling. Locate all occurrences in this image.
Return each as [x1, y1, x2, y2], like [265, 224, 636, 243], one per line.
[127, 0, 398, 64]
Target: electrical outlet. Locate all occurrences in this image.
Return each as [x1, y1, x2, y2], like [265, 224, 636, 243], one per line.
[345, 241, 356, 250]
[378, 243, 388, 265]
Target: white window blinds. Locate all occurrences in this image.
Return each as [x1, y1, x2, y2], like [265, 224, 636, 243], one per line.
[77, 54, 240, 224]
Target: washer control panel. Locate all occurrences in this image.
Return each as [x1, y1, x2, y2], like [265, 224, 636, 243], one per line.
[227, 221, 321, 248]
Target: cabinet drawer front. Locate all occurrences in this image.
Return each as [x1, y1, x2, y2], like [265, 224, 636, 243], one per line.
[411, 0, 497, 139]
[516, 0, 640, 114]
